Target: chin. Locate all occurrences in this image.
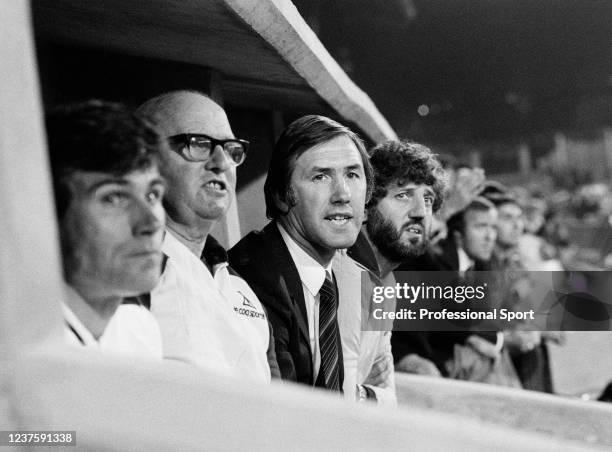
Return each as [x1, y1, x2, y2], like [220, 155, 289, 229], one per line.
[200, 206, 229, 221]
[331, 230, 360, 248]
[122, 271, 161, 296]
[320, 236, 356, 251]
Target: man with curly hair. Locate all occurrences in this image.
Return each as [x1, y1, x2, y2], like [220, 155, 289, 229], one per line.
[362, 140, 446, 270]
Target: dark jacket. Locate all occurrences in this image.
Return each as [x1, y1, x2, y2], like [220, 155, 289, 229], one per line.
[229, 222, 342, 387]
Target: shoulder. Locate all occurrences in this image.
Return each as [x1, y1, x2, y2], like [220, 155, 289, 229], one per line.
[229, 224, 277, 262]
[103, 304, 163, 360]
[229, 222, 289, 274]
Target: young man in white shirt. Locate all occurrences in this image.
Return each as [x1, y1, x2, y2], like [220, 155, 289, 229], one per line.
[46, 101, 166, 359]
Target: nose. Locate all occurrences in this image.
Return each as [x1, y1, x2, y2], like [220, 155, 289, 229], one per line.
[132, 199, 164, 237]
[330, 176, 351, 204]
[205, 144, 233, 173]
[409, 196, 426, 219]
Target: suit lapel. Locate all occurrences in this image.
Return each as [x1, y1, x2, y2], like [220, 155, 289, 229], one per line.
[264, 222, 311, 346]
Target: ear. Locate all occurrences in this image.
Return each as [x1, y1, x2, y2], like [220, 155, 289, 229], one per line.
[452, 229, 463, 248]
[273, 191, 290, 215]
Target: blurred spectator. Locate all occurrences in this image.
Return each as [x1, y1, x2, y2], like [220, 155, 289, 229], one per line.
[46, 100, 165, 358]
[484, 186, 555, 393]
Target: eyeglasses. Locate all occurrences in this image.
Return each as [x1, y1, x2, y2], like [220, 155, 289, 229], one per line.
[167, 133, 249, 166]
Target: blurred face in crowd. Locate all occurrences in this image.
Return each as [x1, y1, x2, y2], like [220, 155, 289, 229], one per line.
[280, 135, 367, 264]
[61, 168, 165, 299]
[524, 204, 546, 234]
[367, 180, 435, 262]
[460, 207, 498, 261]
[155, 93, 237, 225]
[496, 202, 524, 248]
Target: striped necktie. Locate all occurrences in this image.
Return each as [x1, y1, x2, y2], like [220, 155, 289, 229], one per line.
[315, 272, 343, 391]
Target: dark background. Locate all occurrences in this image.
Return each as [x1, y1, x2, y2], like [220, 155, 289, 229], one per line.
[294, 0, 612, 154]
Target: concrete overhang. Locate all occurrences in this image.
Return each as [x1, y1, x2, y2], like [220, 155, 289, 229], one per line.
[31, 0, 396, 143]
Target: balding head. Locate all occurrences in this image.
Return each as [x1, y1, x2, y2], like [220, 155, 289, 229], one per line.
[138, 90, 233, 139]
[138, 90, 238, 231]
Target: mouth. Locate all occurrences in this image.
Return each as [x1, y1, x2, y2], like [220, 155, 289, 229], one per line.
[403, 223, 424, 235]
[324, 213, 353, 226]
[128, 250, 161, 259]
[203, 179, 227, 192]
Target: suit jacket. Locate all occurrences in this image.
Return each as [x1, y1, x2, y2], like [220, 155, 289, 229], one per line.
[229, 222, 342, 387]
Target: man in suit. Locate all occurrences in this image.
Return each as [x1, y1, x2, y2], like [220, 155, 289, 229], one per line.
[434, 196, 497, 273]
[229, 115, 372, 394]
[426, 197, 522, 386]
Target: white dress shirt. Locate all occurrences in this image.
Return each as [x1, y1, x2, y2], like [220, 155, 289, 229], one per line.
[277, 223, 332, 380]
[457, 246, 475, 275]
[333, 250, 397, 407]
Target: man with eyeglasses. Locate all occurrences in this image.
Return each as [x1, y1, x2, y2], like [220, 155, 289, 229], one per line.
[138, 90, 278, 382]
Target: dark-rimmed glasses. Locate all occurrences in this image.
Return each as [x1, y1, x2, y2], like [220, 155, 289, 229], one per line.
[168, 133, 249, 166]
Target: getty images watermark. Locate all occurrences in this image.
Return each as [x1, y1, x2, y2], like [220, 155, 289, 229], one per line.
[363, 271, 612, 332]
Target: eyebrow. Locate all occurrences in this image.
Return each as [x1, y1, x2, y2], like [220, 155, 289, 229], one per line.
[310, 163, 364, 173]
[394, 185, 436, 197]
[88, 176, 166, 193]
[149, 177, 167, 189]
[88, 177, 130, 194]
[345, 164, 364, 172]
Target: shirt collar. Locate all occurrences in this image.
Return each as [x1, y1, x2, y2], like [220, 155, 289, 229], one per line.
[277, 223, 332, 297]
[347, 229, 381, 277]
[62, 285, 98, 346]
[164, 229, 229, 274]
[457, 246, 475, 273]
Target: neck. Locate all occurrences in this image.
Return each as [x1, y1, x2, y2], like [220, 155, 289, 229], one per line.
[65, 284, 122, 340]
[278, 219, 335, 267]
[362, 227, 398, 278]
[166, 215, 209, 257]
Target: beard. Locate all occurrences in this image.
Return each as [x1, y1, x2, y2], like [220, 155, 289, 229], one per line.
[366, 208, 429, 262]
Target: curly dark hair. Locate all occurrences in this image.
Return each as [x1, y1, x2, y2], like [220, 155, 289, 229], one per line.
[264, 115, 374, 219]
[367, 140, 447, 212]
[46, 100, 163, 219]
